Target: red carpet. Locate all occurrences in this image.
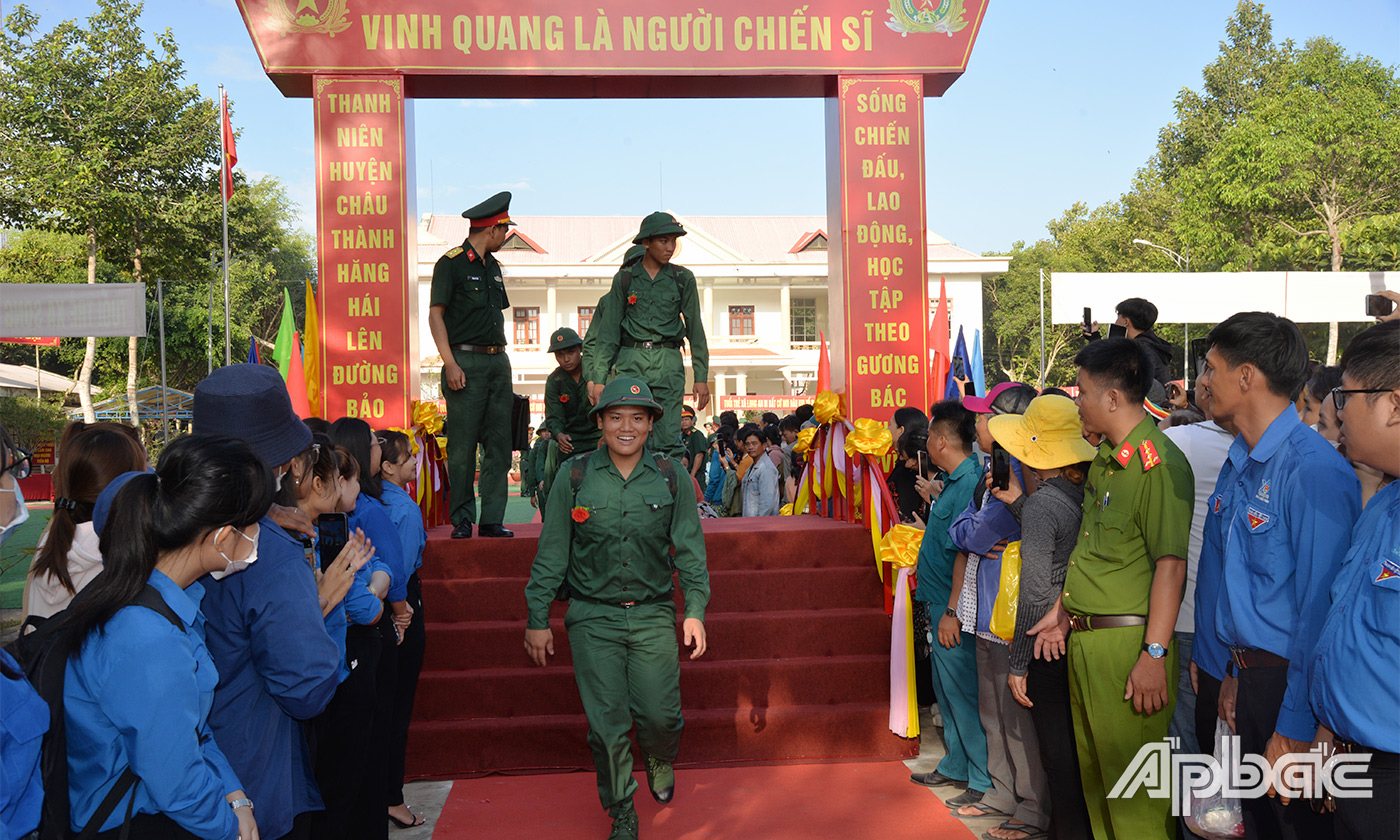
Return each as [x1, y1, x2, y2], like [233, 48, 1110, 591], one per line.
[407, 517, 916, 778]
[434, 761, 976, 839]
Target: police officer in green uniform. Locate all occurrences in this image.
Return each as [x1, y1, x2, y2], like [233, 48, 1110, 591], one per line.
[1033, 338, 1194, 839]
[539, 327, 600, 514]
[524, 377, 711, 840]
[588, 213, 709, 459]
[428, 191, 517, 539]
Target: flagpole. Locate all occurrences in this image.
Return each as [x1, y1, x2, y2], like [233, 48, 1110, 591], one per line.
[220, 84, 231, 366]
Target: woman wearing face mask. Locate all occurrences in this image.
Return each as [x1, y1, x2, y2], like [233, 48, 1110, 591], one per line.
[60, 435, 269, 840]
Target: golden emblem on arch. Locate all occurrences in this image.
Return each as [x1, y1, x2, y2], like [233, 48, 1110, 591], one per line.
[884, 0, 968, 37]
[265, 0, 352, 36]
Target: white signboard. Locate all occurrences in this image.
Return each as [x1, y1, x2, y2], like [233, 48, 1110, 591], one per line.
[1050, 272, 1396, 325]
[0, 283, 147, 337]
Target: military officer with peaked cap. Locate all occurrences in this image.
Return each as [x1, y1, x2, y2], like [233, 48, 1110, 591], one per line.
[537, 326, 599, 515]
[428, 191, 517, 539]
[524, 377, 710, 840]
[588, 213, 709, 459]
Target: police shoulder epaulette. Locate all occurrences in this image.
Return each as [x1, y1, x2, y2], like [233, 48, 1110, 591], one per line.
[445, 246, 464, 258]
[1138, 440, 1162, 472]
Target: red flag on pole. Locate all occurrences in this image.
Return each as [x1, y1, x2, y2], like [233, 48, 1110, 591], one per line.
[220, 91, 237, 201]
[816, 330, 832, 394]
[286, 332, 312, 418]
[929, 276, 950, 403]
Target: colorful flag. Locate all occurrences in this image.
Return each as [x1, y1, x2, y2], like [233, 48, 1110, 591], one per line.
[946, 326, 970, 399]
[220, 90, 237, 201]
[970, 328, 987, 398]
[303, 281, 321, 417]
[285, 331, 312, 418]
[245, 336, 261, 365]
[272, 288, 295, 380]
[816, 330, 832, 394]
[928, 277, 950, 405]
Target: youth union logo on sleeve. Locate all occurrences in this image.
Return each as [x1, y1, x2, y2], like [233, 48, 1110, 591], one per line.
[1256, 479, 1271, 503]
[884, 0, 969, 37]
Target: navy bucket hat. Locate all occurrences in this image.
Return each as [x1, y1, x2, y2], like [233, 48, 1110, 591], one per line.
[193, 364, 312, 468]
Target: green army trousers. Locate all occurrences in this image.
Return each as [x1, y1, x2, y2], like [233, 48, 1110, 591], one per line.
[1068, 625, 1177, 840]
[565, 600, 684, 811]
[443, 349, 512, 527]
[613, 345, 686, 458]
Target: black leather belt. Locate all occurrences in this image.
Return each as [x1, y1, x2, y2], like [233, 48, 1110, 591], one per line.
[1229, 647, 1288, 671]
[1067, 614, 1147, 632]
[574, 590, 674, 608]
[451, 343, 505, 355]
[621, 338, 682, 350]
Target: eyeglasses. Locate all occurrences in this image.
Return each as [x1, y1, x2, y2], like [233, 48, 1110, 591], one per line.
[2, 446, 32, 480]
[1331, 387, 1390, 412]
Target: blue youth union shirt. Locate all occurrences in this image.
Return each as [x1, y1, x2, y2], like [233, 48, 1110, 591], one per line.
[1310, 481, 1400, 753]
[1212, 407, 1360, 742]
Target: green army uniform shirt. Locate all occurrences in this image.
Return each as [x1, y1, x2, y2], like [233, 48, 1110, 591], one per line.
[429, 241, 510, 345]
[681, 428, 708, 473]
[1062, 415, 1195, 618]
[543, 367, 599, 448]
[524, 448, 711, 629]
[587, 263, 709, 384]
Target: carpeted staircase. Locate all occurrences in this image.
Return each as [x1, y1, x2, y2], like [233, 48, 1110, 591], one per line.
[406, 516, 915, 778]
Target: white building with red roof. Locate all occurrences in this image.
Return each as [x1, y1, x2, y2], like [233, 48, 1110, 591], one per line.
[415, 213, 1007, 419]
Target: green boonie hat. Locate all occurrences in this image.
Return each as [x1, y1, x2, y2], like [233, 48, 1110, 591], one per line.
[589, 376, 664, 419]
[548, 327, 583, 353]
[622, 243, 646, 267]
[632, 211, 686, 244]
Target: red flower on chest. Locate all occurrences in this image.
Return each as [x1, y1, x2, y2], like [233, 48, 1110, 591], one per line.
[571, 506, 590, 523]
[627, 294, 638, 306]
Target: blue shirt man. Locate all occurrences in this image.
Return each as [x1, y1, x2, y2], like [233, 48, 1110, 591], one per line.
[1210, 407, 1359, 741]
[914, 454, 981, 606]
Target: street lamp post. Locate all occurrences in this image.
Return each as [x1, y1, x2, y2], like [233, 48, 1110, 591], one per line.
[1131, 239, 1192, 388]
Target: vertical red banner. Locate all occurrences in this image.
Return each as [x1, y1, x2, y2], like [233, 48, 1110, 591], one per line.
[833, 75, 929, 422]
[313, 75, 413, 428]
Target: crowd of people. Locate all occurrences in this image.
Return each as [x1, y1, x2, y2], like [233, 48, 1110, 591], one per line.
[891, 308, 1397, 840]
[1, 363, 430, 840]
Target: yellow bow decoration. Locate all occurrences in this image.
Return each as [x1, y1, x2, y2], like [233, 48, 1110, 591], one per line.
[411, 400, 444, 436]
[812, 390, 844, 425]
[792, 426, 817, 455]
[845, 418, 892, 458]
[779, 502, 794, 516]
[879, 523, 923, 572]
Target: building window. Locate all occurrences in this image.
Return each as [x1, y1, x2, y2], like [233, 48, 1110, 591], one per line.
[800, 233, 828, 251]
[578, 306, 595, 336]
[729, 305, 755, 336]
[790, 297, 817, 343]
[514, 307, 539, 345]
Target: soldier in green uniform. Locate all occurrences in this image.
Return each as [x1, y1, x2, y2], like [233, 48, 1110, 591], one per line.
[527, 428, 552, 508]
[428, 190, 517, 539]
[539, 327, 600, 514]
[679, 405, 708, 497]
[582, 244, 646, 387]
[587, 213, 709, 459]
[524, 377, 711, 840]
[1031, 338, 1194, 840]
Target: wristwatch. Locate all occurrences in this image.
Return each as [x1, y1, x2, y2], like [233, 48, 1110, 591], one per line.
[944, 608, 958, 620]
[1142, 642, 1168, 659]
[229, 798, 254, 812]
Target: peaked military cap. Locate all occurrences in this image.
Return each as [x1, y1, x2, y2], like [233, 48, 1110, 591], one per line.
[622, 243, 646, 268]
[589, 376, 664, 419]
[632, 211, 686, 244]
[548, 327, 584, 353]
[462, 191, 515, 227]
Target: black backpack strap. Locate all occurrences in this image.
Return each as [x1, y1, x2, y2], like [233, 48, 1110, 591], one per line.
[654, 454, 678, 497]
[569, 450, 594, 497]
[74, 767, 138, 840]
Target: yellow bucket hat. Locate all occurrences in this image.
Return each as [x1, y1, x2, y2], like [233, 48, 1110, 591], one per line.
[987, 395, 1098, 470]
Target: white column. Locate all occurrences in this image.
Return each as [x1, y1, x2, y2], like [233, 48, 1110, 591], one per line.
[714, 373, 727, 398]
[779, 278, 792, 349]
[736, 372, 748, 396]
[545, 279, 558, 330]
[701, 278, 715, 337]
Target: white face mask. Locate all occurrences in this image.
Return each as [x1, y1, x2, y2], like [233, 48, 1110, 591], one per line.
[209, 525, 259, 580]
[0, 481, 28, 548]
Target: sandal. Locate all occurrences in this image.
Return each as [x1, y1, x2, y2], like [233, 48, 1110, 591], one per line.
[388, 810, 426, 829]
[982, 822, 1048, 840]
[952, 801, 1010, 819]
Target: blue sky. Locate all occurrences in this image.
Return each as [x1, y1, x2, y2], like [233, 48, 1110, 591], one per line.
[17, 0, 1400, 254]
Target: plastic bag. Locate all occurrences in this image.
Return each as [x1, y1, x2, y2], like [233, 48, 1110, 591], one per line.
[1185, 719, 1245, 839]
[989, 541, 1021, 641]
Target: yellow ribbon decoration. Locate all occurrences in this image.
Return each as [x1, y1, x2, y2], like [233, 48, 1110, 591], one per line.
[879, 523, 923, 572]
[792, 426, 817, 455]
[812, 390, 844, 425]
[779, 502, 794, 516]
[845, 417, 892, 458]
[388, 427, 421, 455]
[411, 400, 445, 436]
